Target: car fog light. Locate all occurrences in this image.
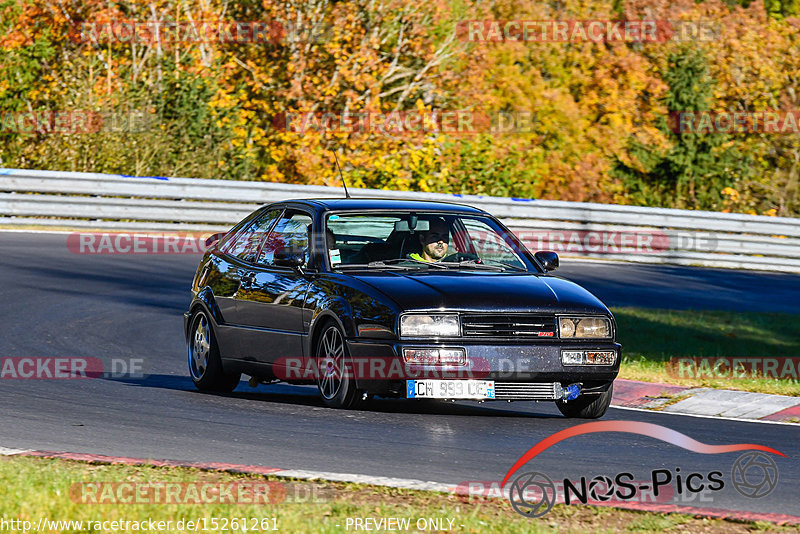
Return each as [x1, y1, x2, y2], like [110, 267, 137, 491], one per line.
[403, 348, 465, 365]
[561, 350, 616, 366]
[561, 350, 584, 365]
[586, 351, 616, 365]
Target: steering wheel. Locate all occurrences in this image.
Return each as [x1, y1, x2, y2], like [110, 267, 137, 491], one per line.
[442, 252, 480, 263]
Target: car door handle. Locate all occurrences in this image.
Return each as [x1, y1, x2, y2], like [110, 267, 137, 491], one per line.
[240, 271, 256, 287]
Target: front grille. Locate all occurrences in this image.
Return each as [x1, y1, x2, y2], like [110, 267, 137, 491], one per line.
[494, 382, 563, 400]
[462, 314, 557, 338]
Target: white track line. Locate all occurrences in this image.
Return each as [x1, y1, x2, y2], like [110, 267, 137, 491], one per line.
[0, 447, 31, 455]
[271, 469, 453, 492]
[611, 404, 800, 426]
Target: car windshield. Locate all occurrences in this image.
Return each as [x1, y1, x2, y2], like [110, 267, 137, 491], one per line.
[324, 212, 533, 272]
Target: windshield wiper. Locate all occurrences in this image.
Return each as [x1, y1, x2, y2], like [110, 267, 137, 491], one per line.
[370, 258, 449, 269]
[375, 258, 514, 271]
[439, 260, 506, 271]
[336, 262, 416, 271]
[337, 259, 441, 270]
[339, 258, 524, 272]
[469, 259, 527, 272]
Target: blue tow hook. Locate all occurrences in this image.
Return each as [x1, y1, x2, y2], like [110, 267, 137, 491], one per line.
[563, 383, 581, 402]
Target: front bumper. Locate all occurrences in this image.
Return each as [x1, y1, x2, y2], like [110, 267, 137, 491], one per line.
[346, 339, 620, 398]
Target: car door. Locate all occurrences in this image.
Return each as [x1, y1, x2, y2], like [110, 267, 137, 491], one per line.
[213, 208, 283, 358]
[233, 209, 314, 364]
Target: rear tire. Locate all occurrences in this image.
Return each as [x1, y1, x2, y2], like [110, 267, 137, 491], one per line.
[556, 383, 613, 419]
[315, 321, 361, 409]
[188, 310, 241, 393]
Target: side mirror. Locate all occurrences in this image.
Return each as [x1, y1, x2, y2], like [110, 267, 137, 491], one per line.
[274, 249, 305, 269]
[534, 251, 559, 272]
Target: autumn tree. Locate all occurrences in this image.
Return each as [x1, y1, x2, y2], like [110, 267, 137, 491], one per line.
[614, 47, 752, 209]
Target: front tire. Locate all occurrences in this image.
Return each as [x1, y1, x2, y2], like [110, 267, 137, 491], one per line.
[188, 310, 240, 392]
[315, 321, 361, 409]
[556, 383, 613, 419]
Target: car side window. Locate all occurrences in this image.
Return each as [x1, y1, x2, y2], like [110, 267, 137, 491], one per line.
[216, 209, 265, 253]
[224, 209, 282, 262]
[462, 218, 526, 268]
[257, 211, 313, 267]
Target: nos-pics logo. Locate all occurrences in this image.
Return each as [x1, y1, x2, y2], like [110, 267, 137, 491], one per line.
[502, 421, 783, 519]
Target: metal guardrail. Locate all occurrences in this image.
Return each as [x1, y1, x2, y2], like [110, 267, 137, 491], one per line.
[1, 168, 799, 273]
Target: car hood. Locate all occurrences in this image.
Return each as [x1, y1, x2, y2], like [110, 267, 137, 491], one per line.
[350, 271, 610, 314]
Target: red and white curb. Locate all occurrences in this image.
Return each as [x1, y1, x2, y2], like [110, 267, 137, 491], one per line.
[612, 379, 800, 424]
[1, 448, 798, 526]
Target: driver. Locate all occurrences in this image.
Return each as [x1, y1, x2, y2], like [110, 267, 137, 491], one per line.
[409, 217, 450, 262]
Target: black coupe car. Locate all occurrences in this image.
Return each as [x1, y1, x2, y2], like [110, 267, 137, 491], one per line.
[184, 198, 621, 418]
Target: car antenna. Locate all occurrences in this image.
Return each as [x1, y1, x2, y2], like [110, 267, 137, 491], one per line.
[333, 151, 351, 199]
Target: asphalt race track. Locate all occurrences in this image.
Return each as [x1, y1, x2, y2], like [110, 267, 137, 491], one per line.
[1, 231, 799, 519]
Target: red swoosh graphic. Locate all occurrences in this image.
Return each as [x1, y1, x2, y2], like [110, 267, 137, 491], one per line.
[501, 421, 785, 486]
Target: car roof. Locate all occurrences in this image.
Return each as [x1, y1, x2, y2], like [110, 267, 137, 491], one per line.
[281, 198, 487, 214]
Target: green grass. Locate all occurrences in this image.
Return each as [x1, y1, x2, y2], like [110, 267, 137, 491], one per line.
[614, 308, 800, 395]
[0, 456, 792, 533]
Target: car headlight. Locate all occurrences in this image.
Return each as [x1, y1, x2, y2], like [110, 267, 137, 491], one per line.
[400, 314, 460, 338]
[559, 317, 611, 339]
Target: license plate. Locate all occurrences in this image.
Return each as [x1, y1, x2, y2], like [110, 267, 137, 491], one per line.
[406, 380, 495, 399]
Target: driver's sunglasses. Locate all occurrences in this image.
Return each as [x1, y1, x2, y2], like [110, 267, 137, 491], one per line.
[421, 231, 448, 244]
